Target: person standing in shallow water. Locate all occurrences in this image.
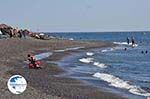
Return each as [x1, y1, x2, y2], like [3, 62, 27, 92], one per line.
[127, 37, 130, 45]
[131, 37, 135, 45]
[124, 48, 127, 51]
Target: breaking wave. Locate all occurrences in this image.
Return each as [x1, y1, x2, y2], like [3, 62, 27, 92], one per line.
[79, 58, 94, 64]
[93, 62, 107, 68]
[113, 42, 129, 45]
[54, 47, 84, 52]
[113, 42, 138, 47]
[93, 72, 150, 98]
[79, 57, 107, 69]
[86, 52, 94, 56]
[101, 48, 114, 53]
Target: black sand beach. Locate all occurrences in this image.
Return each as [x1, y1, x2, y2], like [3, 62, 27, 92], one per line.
[0, 38, 124, 99]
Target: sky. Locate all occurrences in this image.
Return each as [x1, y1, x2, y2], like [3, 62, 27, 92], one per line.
[0, 0, 150, 32]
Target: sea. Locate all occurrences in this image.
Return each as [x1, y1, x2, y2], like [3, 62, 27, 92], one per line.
[47, 32, 150, 99]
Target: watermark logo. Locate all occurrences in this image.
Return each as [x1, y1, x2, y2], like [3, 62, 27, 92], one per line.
[7, 75, 27, 94]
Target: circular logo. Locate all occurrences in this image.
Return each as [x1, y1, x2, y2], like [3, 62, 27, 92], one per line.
[7, 75, 27, 94]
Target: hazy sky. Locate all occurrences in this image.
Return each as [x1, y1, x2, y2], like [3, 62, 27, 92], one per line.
[0, 0, 150, 32]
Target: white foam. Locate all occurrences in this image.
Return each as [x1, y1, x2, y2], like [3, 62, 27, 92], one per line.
[129, 88, 150, 97]
[69, 38, 74, 40]
[101, 49, 108, 53]
[54, 49, 65, 52]
[54, 47, 84, 52]
[65, 47, 84, 51]
[113, 42, 138, 47]
[79, 58, 94, 64]
[110, 48, 114, 51]
[132, 44, 138, 47]
[93, 62, 107, 68]
[113, 42, 129, 45]
[34, 52, 53, 60]
[86, 52, 94, 56]
[93, 72, 150, 98]
[101, 48, 114, 53]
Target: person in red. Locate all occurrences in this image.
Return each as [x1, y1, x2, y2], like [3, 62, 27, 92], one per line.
[27, 54, 41, 69]
[27, 54, 36, 69]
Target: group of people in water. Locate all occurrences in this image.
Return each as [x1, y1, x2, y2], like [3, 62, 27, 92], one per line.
[141, 50, 149, 54]
[125, 37, 149, 54]
[126, 37, 135, 45]
[124, 37, 136, 51]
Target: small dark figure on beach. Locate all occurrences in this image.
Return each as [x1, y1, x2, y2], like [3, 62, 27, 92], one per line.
[131, 37, 135, 45]
[22, 30, 28, 38]
[10, 29, 13, 38]
[127, 37, 130, 45]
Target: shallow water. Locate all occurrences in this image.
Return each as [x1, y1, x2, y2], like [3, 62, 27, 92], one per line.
[57, 47, 150, 99]
[52, 32, 150, 99]
[34, 52, 53, 60]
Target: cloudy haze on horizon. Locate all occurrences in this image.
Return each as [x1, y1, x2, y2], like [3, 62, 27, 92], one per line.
[0, 0, 150, 32]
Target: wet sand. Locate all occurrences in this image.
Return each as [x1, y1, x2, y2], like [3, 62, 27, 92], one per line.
[0, 38, 124, 99]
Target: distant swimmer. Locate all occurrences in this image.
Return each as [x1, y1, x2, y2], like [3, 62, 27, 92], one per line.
[140, 41, 142, 43]
[145, 50, 148, 54]
[124, 48, 127, 51]
[141, 51, 144, 54]
[127, 37, 130, 45]
[141, 50, 148, 54]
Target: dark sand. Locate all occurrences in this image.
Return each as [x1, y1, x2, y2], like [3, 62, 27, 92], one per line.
[0, 38, 124, 99]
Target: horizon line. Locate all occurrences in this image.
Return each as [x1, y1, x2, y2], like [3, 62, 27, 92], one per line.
[40, 30, 150, 33]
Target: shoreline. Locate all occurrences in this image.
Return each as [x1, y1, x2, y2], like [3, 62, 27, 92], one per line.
[0, 38, 124, 99]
